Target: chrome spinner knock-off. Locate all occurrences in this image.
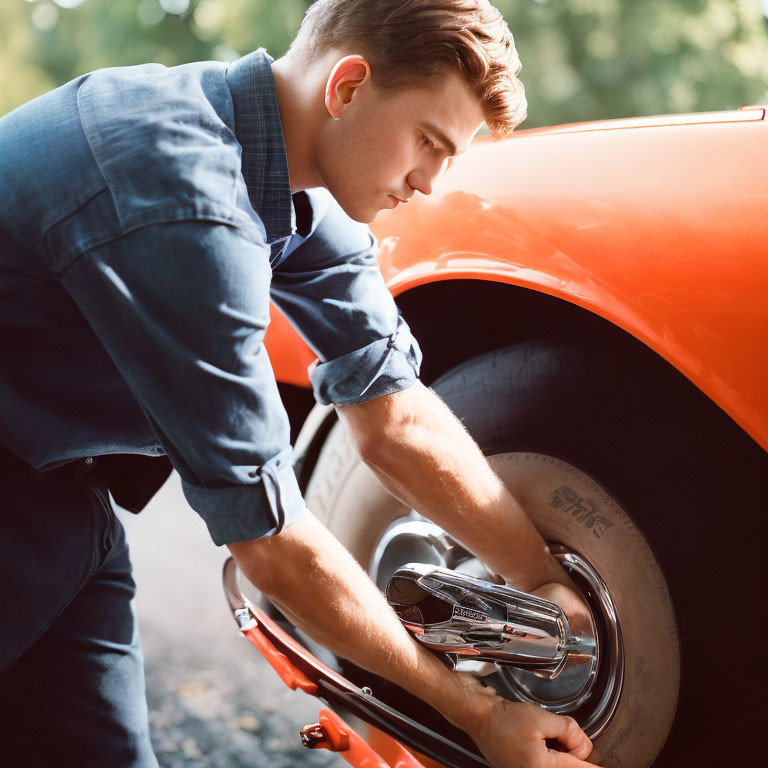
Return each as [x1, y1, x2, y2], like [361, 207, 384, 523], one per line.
[386, 563, 598, 689]
[378, 518, 624, 738]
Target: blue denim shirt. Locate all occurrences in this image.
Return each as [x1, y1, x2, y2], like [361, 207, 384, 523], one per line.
[0, 49, 421, 545]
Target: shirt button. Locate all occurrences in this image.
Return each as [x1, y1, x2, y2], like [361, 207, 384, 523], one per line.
[85, 457, 94, 465]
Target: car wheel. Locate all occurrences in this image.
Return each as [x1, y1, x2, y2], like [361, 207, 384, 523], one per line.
[304, 339, 765, 766]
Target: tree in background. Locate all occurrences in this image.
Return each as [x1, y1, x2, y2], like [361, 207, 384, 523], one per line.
[500, 0, 768, 125]
[2, 0, 767, 127]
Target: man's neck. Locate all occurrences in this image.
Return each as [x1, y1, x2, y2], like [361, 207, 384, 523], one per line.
[271, 56, 325, 193]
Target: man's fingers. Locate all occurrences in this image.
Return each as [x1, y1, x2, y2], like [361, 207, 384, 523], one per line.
[542, 713, 593, 760]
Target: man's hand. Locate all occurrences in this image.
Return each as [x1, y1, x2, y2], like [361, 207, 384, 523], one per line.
[475, 698, 596, 768]
[530, 582, 593, 639]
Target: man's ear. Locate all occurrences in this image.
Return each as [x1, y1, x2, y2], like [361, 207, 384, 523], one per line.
[324, 55, 372, 119]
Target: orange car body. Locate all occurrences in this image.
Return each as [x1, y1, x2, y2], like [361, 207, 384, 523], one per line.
[266, 106, 768, 452]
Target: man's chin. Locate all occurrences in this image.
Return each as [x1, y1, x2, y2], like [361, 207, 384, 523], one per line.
[337, 200, 379, 225]
[324, 184, 382, 223]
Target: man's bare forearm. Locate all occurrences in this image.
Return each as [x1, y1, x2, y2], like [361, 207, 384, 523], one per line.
[227, 510, 494, 733]
[336, 381, 568, 591]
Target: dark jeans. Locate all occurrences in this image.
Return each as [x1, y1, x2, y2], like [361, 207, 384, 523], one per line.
[0, 445, 158, 767]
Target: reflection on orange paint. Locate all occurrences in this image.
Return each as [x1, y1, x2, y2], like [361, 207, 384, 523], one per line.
[366, 725, 447, 768]
[267, 107, 768, 451]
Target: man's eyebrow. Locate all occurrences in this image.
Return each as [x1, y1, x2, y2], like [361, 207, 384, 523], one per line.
[419, 122, 459, 156]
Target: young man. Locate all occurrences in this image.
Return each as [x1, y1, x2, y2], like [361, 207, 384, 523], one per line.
[0, 1, 597, 766]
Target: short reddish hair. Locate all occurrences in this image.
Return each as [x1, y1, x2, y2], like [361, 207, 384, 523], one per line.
[290, 0, 527, 136]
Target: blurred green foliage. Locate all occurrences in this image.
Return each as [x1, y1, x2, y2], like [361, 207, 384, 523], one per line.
[2, 0, 767, 127]
[499, 0, 768, 125]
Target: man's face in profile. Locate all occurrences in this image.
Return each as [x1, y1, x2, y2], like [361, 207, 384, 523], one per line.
[316, 66, 486, 224]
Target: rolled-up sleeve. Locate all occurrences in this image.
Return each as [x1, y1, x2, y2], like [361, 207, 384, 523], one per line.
[270, 190, 422, 407]
[60, 220, 305, 545]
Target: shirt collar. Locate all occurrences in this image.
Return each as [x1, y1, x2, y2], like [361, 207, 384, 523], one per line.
[226, 49, 296, 244]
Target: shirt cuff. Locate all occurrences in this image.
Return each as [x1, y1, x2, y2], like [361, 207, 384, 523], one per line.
[309, 315, 423, 407]
[181, 446, 306, 545]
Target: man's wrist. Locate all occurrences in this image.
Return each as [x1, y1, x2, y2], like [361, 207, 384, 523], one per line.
[442, 670, 498, 736]
[413, 651, 498, 736]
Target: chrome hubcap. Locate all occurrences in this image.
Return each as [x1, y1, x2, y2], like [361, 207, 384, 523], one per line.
[370, 515, 624, 738]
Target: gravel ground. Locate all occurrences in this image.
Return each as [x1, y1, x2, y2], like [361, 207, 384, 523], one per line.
[118, 473, 345, 768]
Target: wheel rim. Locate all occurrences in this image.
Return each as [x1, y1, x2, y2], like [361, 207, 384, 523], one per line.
[307, 441, 680, 767]
[499, 546, 624, 738]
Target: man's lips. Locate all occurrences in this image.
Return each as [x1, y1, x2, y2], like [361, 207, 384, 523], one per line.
[388, 195, 410, 207]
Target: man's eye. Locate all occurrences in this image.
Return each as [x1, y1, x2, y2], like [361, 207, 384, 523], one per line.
[422, 134, 434, 149]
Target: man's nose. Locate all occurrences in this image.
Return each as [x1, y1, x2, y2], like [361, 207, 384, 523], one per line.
[406, 170, 432, 197]
[406, 161, 443, 197]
